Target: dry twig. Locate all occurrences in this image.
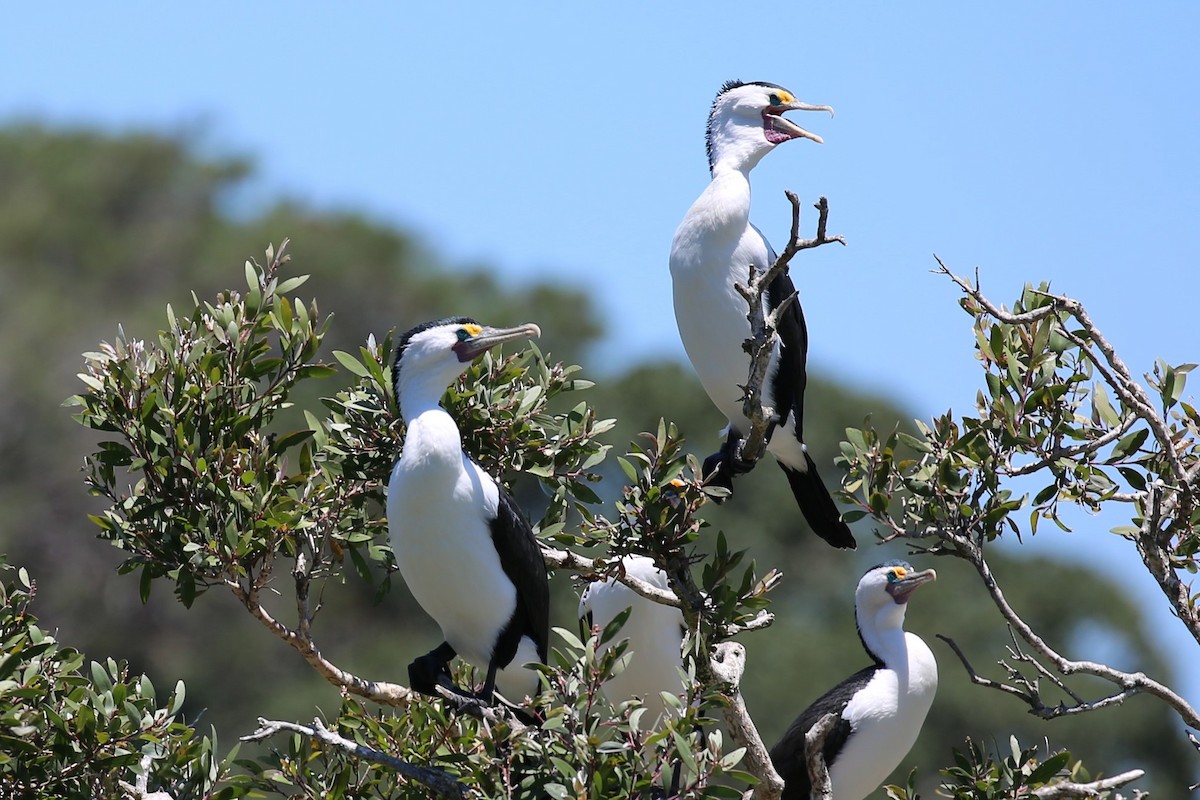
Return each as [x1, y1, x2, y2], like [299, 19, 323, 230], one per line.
[735, 194, 845, 465]
[934, 541, 1200, 729]
[804, 712, 839, 800]
[711, 642, 786, 800]
[243, 717, 468, 799]
[1030, 769, 1145, 798]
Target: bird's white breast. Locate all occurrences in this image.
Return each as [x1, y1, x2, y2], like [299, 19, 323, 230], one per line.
[829, 632, 937, 800]
[669, 171, 803, 465]
[387, 411, 517, 671]
[580, 561, 686, 722]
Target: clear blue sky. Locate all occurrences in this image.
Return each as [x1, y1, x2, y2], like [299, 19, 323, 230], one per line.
[5, 1, 1198, 717]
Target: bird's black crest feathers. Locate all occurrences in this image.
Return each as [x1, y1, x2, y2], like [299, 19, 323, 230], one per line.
[868, 559, 914, 574]
[391, 316, 478, 401]
[706, 79, 790, 173]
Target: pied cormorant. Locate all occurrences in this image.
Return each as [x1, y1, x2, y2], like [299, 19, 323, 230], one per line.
[387, 317, 549, 707]
[769, 561, 938, 799]
[669, 79, 854, 549]
[578, 555, 687, 723]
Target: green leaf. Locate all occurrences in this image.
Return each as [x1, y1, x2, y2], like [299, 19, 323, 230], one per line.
[1108, 427, 1149, 462]
[1033, 484, 1057, 505]
[139, 566, 153, 604]
[272, 429, 315, 453]
[1091, 383, 1121, 428]
[333, 350, 371, 378]
[552, 626, 585, 652]
[617, 457, 637, 483]
[1026, 750, 1072, 784]
[276, 274, 310, 296]
[672, 729, 699, 776]
[78, 372, 107, 392]
[896, 431, 933, 454]
[298, 364, 338, 379]
[1117, 466, 1147, 492]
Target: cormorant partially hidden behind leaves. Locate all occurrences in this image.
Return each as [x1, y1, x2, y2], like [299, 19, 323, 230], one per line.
[578, 555, 687, 724]
[770, 561, 938, 799]
[669, 80, 855, 549]
[387, 317, 549, 712]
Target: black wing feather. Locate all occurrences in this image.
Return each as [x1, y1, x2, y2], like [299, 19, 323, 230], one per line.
[770, 664, 879, 800]
[488, 485, 550, 667]
[763, 240, 856, 549]
[766, 266, 809, 435]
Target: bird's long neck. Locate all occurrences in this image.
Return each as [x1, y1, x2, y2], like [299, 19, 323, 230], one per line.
[681, 167, 752, 247]
[858, 604, 911, 674]
[707, 122, 772, 177]
[397, 380, 467, 473]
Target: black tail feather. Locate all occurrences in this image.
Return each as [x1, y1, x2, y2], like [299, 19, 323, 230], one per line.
[778, 453, 856, 549]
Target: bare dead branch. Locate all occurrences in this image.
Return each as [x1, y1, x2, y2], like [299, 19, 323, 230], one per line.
[1030, 769, 1145, 798]
[795, 196, 847, 252]
[951, 542, 1200, 728]
[936, 634, 1042, 707]
[224, 578, 414, 706]
[542, 546, 682, 608]
[243, 717, 468, 799]
[711, 642, 786, 800]
[804, 712, 839, 800]
[736, 194, 845, 466]
[117, 754, 176, 800]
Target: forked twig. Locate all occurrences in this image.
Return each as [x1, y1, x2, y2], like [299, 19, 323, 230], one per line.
[736, 194, 845, 465]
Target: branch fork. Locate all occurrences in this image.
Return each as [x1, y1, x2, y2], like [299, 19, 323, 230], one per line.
[733, 194, 845, 467]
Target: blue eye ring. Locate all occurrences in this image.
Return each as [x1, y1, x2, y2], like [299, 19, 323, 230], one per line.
[769, 93, 781, 106]
[456, 328, 473, 342]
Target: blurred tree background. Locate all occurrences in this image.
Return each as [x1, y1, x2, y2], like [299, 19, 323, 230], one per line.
[0, 124, 1191, 793]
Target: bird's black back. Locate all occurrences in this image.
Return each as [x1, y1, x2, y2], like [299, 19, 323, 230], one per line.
[489, 486, 551, 668]
[769, 665, 877, 799]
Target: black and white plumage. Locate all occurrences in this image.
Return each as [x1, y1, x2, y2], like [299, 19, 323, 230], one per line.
[387, 317, 549, 706]
[770, 561, 938, 800]
[578, 555, 687, 723]
[669, 79, 855, 549]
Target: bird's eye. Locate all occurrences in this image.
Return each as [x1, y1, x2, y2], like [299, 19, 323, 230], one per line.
[456, 328, 473, 342]
[769, 93, 781, 106]
[888, 566, 908, 583]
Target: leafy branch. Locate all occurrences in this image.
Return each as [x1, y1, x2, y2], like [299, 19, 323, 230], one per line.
[243, 717, 468, 799]
[72, 245, 787, 796]
[839, 260, 1200, 738]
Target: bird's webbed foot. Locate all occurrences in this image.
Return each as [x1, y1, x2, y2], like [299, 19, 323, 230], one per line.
[409, 648, 522, 721]
[702, 449, 735, 498]
[408, 642, 457, 697]
[702, 431, 749, 498]
[704, 425, 777, 497]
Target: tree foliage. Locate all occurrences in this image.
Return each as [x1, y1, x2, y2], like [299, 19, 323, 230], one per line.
[840, 267, 1200, 731]
[1, 126, 1196, 797]
[59, 241, 1198, 797]
[69, 244, 768, 797]
[0, 559, 239, 799]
